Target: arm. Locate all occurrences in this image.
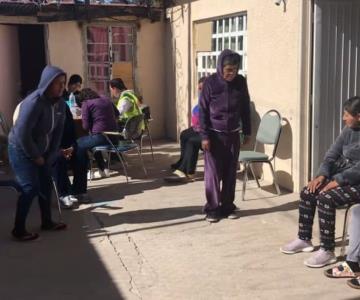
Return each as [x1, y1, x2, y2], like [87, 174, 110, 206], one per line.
[117, 98, 133, 115]
[199, 81, 212, 141]
[81, 101, 91, 132]
[46, 103, 66, 166]
[16, 98, 43, 160]
[239, 77, 251, 136]
[334, 160, 360, 186]
[316, 130, 345, 178]
[112, 102, 120, 119]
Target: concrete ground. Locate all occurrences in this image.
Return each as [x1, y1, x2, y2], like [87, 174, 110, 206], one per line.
[0, 141, 359, 300]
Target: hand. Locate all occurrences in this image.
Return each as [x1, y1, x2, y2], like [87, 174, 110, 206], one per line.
[33, 156, 45, 166]
[61, 147, 74, 160]
[306, 176, 325, 193]
[320, 180, 339, 194]
[202, 139, 211, 152]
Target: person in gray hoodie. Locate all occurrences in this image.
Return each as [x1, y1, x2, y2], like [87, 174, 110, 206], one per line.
[281, 96, 360, 268]
[8, 65, 67, 241]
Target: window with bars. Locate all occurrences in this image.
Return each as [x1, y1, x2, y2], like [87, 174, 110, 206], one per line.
[86, 25, 134, 96]
[197, 14, 247, 80]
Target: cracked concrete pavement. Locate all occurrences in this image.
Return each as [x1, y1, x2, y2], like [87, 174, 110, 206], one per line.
[1, 141, 359, 300]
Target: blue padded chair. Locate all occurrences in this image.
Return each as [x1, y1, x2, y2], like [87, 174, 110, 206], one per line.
[91, 114, 147, 183]
[239, 110, 282, 201]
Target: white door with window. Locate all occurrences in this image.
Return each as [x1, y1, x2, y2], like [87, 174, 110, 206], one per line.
[311, 0, 360, 176]
[196, 14, 247, 80]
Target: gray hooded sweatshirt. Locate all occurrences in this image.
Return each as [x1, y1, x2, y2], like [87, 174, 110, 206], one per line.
[8, 65, 66, 165]
[317, 126, 360, 186]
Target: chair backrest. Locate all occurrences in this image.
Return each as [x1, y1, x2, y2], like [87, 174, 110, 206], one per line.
[255, 110, 282, 158]
[0, 112, 10, 137]
[123, 114, 144, 140]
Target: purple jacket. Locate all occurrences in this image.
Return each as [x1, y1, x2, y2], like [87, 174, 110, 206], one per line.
[199, 49, 251, 140]
[81, 97, 119, 135]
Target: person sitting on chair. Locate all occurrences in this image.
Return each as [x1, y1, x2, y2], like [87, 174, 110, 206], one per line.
[76, 88, 119, 180]
[53, 104, 89, 208]
[324, 204, 360, 289]
[62, 74, 83, 102]
[165, 76, 207, 182]
[281, 96, 360, 268]
[109, 78, 143, 131]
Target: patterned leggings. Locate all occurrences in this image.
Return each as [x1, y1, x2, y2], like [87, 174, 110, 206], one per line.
[298, 182, 360, 251]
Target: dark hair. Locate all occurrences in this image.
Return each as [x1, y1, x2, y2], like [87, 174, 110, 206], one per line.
[222, 53, 241, 67]
[68, 74, 82, 86]
[75, 88, 99, 104]
[344, 96, 360, 116]
[109, 78, 127, 91]
[198, 76, 207, 84]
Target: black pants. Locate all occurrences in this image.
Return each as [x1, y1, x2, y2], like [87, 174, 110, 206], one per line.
[298, 182, 360, 251]
[53, 151, 87, 197]
[172, 127, 202, 175]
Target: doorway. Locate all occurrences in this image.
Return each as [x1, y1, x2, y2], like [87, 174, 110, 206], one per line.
[18, 24, 46, 97]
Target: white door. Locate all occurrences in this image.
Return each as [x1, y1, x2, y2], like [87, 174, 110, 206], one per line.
[312, 0, 360, 176]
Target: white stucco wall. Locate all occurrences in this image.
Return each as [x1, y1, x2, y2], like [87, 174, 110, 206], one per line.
[47, 22, 85, 82]
[136, 19, 166, 139]
[0, 25, 21, 126]
[166, 0, 311, 191]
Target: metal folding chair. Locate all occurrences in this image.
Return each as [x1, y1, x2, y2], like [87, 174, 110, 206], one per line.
[238, 110, 282, 201]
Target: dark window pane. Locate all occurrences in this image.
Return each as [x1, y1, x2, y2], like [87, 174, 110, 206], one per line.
[224, 18, 229, 32]
[218, 20, 223, 33]
[238, 36, 243, 51]
[231, 17, 236, 32]
[231, 37, 236, 50]
[211, 38, 216, 51]
[239, 16, 244, 31]
[212, 21, 217, 34]
[218, 38, 223, 51]
[224, 37, 229, 49]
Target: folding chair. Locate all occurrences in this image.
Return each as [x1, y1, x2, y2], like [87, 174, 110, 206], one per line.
[238, 110, 282, 201]
[91, 114, 147, 182]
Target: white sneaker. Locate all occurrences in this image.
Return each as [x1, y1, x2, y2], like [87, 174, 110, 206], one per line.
[69, 195, 79, 204]
[304, 249, 337, 268]
[92, 169, 111, 179]
[59, 196, 74, 209]
[280, 238, 314, 254]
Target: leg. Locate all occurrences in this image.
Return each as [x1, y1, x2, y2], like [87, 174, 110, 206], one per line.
[8, 144, 40, 234]
[77, 134, 108, 171]
[347, 204, 360, 263]
[317, 185, 360, 251]
[221, 133, 240, 213]
[203, 133, 223, 214]
[71, 150, 88, 195]
[172, 127, 194, 169]
[38, 165, 53, 226]
[177, 130, 201, 175]
[53, 155, 71, 198]
[298, 187, 321, 241]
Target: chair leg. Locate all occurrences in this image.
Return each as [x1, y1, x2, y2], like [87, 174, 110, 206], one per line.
[51, 177, 63, 223]
[114, 152, 129, 183]
[147, 129, 155, 161]
[242, 162, 248, 201]
[249, 163, 260, 188]
[268, 162, 280, 195]
[135, 146, 147, 176]
[340, 206, 351, 257]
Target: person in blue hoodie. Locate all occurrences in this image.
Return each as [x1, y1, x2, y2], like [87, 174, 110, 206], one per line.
[8, 65, 67, 241]
[200, 49, 251, 223]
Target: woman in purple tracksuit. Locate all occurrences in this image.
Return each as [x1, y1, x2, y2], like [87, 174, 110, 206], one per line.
[200, 49, 251, 222]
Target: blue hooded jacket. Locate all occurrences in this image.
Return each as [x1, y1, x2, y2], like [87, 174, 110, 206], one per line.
[199, 49, 251, 140]
[9, 65, 66, 165]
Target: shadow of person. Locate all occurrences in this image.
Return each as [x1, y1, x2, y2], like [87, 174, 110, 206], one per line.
[92, 205, 204, 228]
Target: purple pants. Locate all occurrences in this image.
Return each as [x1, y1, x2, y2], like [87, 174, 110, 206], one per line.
[204, 131, 240, 214]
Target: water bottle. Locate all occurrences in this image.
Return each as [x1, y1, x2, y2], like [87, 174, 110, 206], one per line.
[69, 92, 78, 117]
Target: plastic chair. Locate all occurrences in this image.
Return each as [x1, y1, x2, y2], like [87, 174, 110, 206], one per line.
[238, 110, 282, 201]
[91, 114, 147, 182]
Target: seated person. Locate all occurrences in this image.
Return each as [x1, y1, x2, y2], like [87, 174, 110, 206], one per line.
[76, 88, 119, 179]
[324, 204, 360, 289]
[63, 74, 83, 102]
[281, 96, 360, 268]
[53, 104, 89, 207]
[109, 78, 143, 130]
[165, 77, 206, 182]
